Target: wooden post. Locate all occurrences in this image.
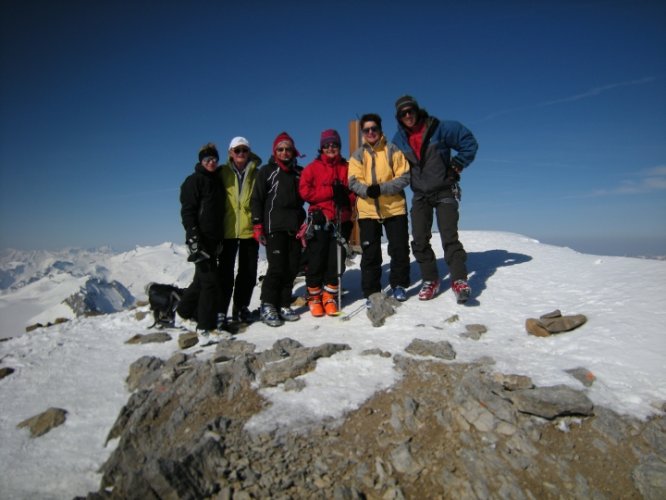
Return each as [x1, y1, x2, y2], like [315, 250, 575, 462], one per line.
[348, 120, 361, 252]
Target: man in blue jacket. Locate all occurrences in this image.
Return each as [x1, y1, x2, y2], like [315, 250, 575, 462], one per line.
[392, 95, 478, 303]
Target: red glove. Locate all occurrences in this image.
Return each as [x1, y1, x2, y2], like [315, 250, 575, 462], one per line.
[253, 224, 266, 245]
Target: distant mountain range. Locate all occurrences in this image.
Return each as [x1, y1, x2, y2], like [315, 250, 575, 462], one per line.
[0, 243, 192, 337]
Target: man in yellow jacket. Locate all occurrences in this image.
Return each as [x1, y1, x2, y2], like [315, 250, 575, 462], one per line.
[348, 113, 411, 303]
[218, 136, 262, 325]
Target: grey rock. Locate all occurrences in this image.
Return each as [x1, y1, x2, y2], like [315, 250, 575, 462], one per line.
[641, 416, 666, 457]
[17, 407, 67, 437]
[405, 338, 456, 360]
[366, 292, 397, 327]
[125, 332, 172, 344]
[126, 355, 165, 391]
[565, 367, 596, 387]
[284, 378, 306, 392]
[633, 455, 666, 499]
[361, 348, 392, 357]
[259, 343, 350, 387]
[390, 442, 421, 475]
[508, 385, 594, 419]
[178, 331, 199, 349]
[591, 406, 632, 446]
[492, 373, 535, 391]
[461, 324, 488, 341]
[215, 338, 257, 359]
[0, 366, 15, 380]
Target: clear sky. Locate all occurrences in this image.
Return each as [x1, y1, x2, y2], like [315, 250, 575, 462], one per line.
[1, 0, 665, 256]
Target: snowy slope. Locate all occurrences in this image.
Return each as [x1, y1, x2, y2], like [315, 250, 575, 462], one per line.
[0, 243, 192, 338]
[0, 231, 665, 498]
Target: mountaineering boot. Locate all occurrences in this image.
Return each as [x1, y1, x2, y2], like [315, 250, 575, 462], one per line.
[418, 279, 440, 301]
[260, 303, 284, 327]
[390, 286, 407, 302]
[307, 287, 325, 317]
[322, 284, 339, 316]
[279, 307, 300, 322]
[232, 305, 253, 323]
[452, 279, 471, 304]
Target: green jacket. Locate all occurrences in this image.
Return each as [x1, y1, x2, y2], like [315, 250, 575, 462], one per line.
[219, 153, 262, 239]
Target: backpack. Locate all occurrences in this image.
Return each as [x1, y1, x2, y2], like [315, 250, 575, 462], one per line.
[145, 282, 184, 328]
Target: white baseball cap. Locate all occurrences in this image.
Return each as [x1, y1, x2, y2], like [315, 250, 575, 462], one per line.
[229, 136, 250, 150]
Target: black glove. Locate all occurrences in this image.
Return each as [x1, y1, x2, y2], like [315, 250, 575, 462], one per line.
[332, 181, 350, 208]
[311, 209, 327, 226]
[186, 232, 200, 254]
[186, 232, 210, 263]
[366, 184, 381, 199]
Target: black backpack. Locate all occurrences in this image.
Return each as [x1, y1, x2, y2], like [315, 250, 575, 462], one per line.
[145, 282, 184, 328]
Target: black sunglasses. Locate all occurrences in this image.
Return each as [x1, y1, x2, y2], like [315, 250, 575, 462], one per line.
[322, 143, 340, 150]
[276, 147, 293, 153]
[232, 147, 249, 154]
[399, 108, 417, 118]
[361, 126, 380, 134]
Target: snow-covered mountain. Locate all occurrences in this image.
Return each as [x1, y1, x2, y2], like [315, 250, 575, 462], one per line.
[0, 231, 665, 498]
[0, 243, 192, 337]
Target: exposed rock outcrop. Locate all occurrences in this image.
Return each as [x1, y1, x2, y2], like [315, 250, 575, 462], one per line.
[82, 338, 666, 499]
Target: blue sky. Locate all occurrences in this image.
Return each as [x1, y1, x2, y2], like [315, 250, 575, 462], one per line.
[1, 0, 665, 256]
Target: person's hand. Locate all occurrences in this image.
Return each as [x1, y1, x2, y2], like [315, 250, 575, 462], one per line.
[311, 210, 327, 226]
[253, 224, 267, 245]
[366, 184, 381, 199]
[186, 233, 211, 263]
[332, 181, 350, 208]
[186, 233, 200, 255]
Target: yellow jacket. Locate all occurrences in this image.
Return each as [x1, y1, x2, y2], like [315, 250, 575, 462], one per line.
[348, 136, 410, 220]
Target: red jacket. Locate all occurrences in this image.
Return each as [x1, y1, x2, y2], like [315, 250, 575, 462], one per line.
[299, 154, 355, 223]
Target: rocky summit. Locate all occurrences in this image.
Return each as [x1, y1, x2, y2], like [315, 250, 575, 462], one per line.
[82, 337, 666, 499]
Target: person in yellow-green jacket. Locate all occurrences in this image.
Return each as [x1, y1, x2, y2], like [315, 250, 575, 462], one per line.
[348, 113, 411, 303]
[217, 136, 262, 325]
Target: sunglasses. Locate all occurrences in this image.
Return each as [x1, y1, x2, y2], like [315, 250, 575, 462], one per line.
[232, 147, 249, 154]
[399, 107, 417, 118]
[201, 156, 218, 163]
[361, 126, 380, 135]
[276, 147, 293, 153]
[322, 143, 340, 150]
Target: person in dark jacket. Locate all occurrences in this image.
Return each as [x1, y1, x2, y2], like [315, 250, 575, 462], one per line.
[298, 129, 355, 317]
[392, 95, 478, 303]
[251, 132, 306, 327]
[176, 142, 225, 333]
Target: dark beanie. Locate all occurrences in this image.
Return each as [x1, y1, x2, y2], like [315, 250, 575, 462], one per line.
[395, 95, 419, 112]
[320, 129, 341, 148]
[198, 143, 219, 162]
[359, 113, 382, 130]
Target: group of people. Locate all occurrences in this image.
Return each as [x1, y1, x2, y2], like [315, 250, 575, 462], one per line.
[176, 95, 478, 333]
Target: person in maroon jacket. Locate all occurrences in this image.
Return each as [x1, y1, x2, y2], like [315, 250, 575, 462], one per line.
[298, 129, 355, 316]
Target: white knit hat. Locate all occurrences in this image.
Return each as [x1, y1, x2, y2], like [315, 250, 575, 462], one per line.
[229, 136, 250, 150]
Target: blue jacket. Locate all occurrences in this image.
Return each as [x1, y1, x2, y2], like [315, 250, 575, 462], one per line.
[393, 116, 478, 197]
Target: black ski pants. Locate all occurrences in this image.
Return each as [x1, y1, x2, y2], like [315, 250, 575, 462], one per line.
[305, 221, 352, 289]
[358, 214, 410, 298]
[410, 193, 467, 283]
[177, 256, 220, 330]
[260, 230, 301, 308]
[217, 238, 259, 316]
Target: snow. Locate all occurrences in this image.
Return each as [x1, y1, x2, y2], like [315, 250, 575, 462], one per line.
[0, 231, 665, 498]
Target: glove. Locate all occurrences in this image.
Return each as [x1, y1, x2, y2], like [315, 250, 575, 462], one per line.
[451, 157, 464, 173]
[332, 181, 350, 208]
[366, 184, 381, 199]
[311, 210, 327, 226]
[186, 233, 211, 263]
[253, 224, 267, 246]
